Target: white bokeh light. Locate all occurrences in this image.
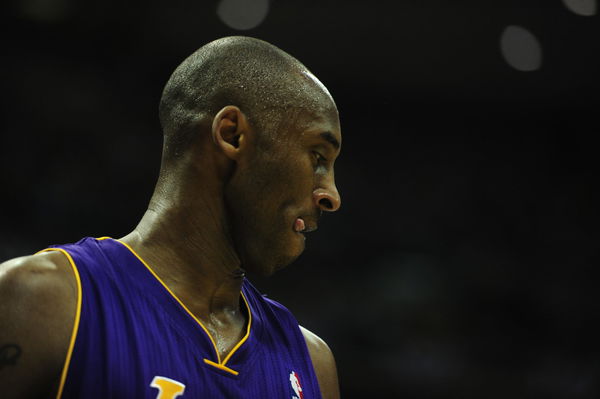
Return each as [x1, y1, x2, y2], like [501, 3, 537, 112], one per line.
[217, 0, 270, 30]
[562, 0, 597, 16]
[500, 25, 543, 72]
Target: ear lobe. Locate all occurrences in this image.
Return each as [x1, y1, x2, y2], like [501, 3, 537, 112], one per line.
[212, 106, 248, 160]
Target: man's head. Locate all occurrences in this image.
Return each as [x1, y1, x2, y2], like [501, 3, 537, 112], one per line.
[158, 36, 341, 275]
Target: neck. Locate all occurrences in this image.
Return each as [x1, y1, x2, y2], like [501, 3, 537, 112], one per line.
[120, 175, 244, 317]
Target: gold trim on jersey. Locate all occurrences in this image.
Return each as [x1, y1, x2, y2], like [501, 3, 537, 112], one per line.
[114, 238, 252, 376]
[35, 248, 83, 399]
[202, 359, 240, 376]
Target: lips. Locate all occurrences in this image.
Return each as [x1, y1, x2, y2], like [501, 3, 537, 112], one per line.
[293, 217, 318, 233]
[294, 218, 305, 232]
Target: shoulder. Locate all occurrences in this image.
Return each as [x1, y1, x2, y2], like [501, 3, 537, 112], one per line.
[300, 326, 340, 399]
[0, 250, 77, 301]
[243, 283, 340, 398]
[0, 250, 78, 398]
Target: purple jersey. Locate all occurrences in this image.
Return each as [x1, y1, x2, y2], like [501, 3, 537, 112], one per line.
[40, 237, 321, 399]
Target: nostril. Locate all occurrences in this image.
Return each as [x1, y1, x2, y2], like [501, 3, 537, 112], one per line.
[319, 198, 333, 210]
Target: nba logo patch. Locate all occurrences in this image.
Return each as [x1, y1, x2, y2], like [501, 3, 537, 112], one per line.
[289, 370, 304, 399]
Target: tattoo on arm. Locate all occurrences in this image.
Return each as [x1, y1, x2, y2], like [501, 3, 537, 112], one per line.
[0, 344, 22, 370]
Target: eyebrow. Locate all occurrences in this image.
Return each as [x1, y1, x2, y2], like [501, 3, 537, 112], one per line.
[320, 131, 340, 150]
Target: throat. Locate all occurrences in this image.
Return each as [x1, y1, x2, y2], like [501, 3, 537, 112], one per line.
[203, 295, 250, 360]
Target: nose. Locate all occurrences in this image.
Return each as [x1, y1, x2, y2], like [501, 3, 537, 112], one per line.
[313, 183, 341, 212]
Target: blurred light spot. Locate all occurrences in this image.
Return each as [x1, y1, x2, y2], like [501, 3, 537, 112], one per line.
[500, 26, 543, 72]
[217, 0, 269, 30]
[562, 0, 597, 16]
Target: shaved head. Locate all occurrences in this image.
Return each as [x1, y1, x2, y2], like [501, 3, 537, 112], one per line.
[146, 36, 342, 276]
[158, 36, 336, 160]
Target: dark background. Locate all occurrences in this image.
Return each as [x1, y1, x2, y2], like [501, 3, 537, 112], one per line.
[1, 0, 599, 397]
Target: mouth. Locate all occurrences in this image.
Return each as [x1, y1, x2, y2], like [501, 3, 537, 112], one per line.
[293, 217, 318, 234]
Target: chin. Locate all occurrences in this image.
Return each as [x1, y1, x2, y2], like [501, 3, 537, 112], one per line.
[270, 253, 301, 275]
[281, 233, 306, 266]
[245, 244, 303, 277]
[239, 230, 306, 276]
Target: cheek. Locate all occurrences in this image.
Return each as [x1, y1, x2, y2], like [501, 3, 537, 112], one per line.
[232, 147, 314, 224]
[255, 156, 305, 199]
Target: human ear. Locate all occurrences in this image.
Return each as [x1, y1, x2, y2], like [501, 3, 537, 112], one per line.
[211, 105, 249, 160]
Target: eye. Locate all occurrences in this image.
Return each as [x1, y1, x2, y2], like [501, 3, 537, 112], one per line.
[312, 151, 327, 163]
[312, 151, 328, 169]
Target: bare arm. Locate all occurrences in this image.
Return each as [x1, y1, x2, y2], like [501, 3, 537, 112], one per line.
[0, 251, 78, 399]
[300, 326, 340, 399]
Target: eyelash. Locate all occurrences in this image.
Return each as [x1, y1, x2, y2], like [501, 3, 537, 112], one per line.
[313, 151, 327, 164]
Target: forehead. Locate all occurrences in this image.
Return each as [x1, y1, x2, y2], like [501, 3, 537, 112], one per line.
[268, 70, 341, 148]
[294, 71, 340, 136]
[295, 109, 341, 148]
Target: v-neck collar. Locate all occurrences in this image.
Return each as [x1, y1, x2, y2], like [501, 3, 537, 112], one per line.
[100, 237, 257, 376]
